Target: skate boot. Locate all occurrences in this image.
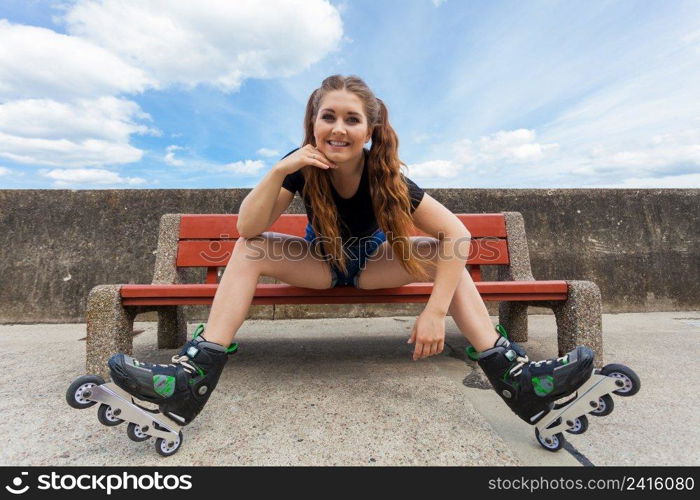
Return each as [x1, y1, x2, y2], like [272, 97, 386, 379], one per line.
[66, 324, 238, 456]
[107, 323, 237, 425]
[471, 325, 641, 452]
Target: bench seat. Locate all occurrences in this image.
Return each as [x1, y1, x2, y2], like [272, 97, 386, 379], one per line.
[120, 281, 569, 305]
[85, 211, 604, 379]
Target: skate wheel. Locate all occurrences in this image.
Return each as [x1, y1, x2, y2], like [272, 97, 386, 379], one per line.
[97, 403, 124, 426]
[589, 393, 614, 417]
[600, 364, 641, 397]
[565, 415, 589, 435]
[535, 428, 565, 452]
[155, 432, 183, 457]
[66, 375, 105, 409]
[127, 422, 150, 442]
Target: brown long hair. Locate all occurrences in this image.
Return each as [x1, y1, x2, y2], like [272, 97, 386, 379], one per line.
[300, 74, 432, 281]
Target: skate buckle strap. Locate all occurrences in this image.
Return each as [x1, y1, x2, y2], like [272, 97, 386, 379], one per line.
[192, 324, 238, 355]
[466, 324, 510, 361]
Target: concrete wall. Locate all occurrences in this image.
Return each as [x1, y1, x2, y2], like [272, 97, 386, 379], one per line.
[0, 188, 697, 324]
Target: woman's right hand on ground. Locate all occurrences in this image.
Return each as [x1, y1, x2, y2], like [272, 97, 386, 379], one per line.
[274, 145, 337, 175]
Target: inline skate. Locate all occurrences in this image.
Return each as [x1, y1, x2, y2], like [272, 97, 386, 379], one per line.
[66, 324, 237, 456]
[470, 325, 640, 452]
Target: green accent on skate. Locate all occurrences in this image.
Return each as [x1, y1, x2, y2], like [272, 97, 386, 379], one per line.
[192, 323, 206, 339]
[190, 324, 238, 355]
[532, 375, 555, 396]
[153, 375, 176, 397]
[495, 324, 509, 339]
[465, 324, 509, 361]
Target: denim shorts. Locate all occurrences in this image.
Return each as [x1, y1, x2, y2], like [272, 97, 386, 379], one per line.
[304, 222, 386, 287]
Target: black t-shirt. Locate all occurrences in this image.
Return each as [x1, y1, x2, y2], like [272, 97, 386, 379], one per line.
[280, 147, 425, 241]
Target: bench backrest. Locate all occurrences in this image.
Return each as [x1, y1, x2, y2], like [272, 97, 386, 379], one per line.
[174, 214, 510, 284]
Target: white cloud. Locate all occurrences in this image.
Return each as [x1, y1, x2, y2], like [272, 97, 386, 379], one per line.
[523, 128, 700, 187]
[602, 172, 700, 188]
[64, 0, 344, 92]
[0, 20, 154, 100]
[412, 133, 433, 144]
[407, 129, 560, 184]
[0, 1, 345, 175]
[432, 0, 448, 6]
[607, 145, 700, 169]
[257, 148, 281, 158]
[682, 28, 700, 48]
[40, 168, 147, 187]
[573, 132, 700, 184]
[164, 145, 185, 166]
[456, 129, 560, 164]
[0, 97, 158, 142]
[0, 166, 11, 176]
[213, 160, 266, 175]
[405, 160, 462, 179]
[0, 97, 155, 167]
[476, 129, 559, 161]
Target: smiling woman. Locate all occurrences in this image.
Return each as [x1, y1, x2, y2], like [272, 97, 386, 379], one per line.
[102, 74, 611, 453]
[295, 75, 431, 282]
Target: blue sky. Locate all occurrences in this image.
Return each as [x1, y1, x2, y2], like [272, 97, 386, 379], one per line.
[1, 0, 699, 189]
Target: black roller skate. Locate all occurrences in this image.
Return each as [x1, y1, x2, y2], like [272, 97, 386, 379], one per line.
[470, 325, 641, 452]
[66, 324, 237, 456]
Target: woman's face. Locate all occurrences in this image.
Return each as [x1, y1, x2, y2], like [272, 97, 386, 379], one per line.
[314, 89, 372, 164]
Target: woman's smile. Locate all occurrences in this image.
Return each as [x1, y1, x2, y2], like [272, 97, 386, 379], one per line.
[327, 140, 350, 149]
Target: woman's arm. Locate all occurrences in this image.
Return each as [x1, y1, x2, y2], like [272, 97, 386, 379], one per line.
[411, 194, 472, 316]
[236, 166, 288, 238]
[406, 194, 471, 359]
[425, 236, 471, 315]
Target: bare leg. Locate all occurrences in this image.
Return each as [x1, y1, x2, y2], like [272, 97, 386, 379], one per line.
[202, 233, 334, 346]
[447, 267, 499, 352]
[357, 238, 499, 352]
[202, 256, 261, 346]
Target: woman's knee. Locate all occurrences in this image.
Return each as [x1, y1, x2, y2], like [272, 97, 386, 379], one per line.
[231, 235, 272, 270]
[233, 233, 320, 277]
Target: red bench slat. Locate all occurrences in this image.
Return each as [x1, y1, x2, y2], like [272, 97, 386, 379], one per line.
[175, 238, 509, 268]
[178, 213, 507, 239]
[121, 281, 567, 306]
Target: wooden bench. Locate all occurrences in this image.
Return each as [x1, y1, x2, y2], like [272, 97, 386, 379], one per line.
[85, 212, 603, 379]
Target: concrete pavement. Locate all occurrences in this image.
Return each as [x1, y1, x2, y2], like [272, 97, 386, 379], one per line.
[0, 312, 698, 466]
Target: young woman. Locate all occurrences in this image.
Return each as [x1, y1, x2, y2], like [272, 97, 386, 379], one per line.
[108, 75, 595, 431]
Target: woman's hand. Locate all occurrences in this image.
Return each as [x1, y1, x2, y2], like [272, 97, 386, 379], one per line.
[407, 309, 446, 360]
[274, 144, 337, 175]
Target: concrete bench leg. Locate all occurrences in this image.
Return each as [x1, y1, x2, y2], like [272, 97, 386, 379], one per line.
[157, 306, 187, 348]
[85, 285, 138, 380]
[550, 280, 604, 368]
[498, 301, 529, 342]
